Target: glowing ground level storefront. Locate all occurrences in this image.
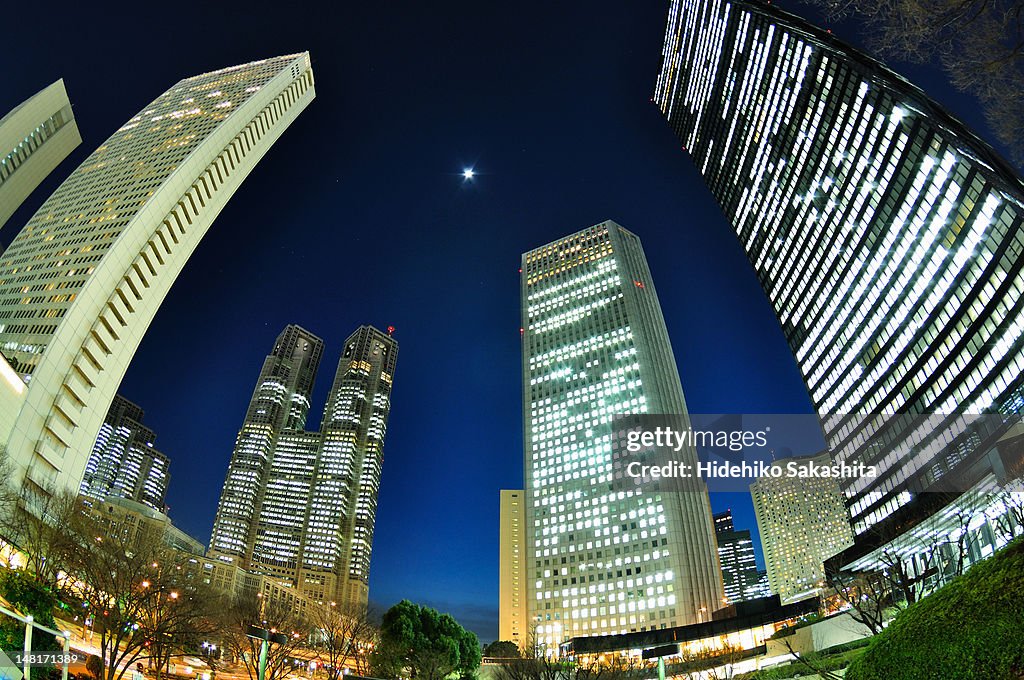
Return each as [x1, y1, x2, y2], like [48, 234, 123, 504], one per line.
[562, 595, 820, 675]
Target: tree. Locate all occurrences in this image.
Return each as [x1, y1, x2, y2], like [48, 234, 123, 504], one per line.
[483, 641, 521, 660]
[0, 448, 79, 587]
[218, 594, 308, 680]
[824, 566, 889, 635]
[310, 602, 378, 680]
[845, 538, 1024, 679]
[370, 600, 481, 680]
[86, 655, 104, 680]
[988, 488, 1024, 542]
[0, 568, 59, 654]
[55, 503, 218, 680]
[801, 0, 1024, 163]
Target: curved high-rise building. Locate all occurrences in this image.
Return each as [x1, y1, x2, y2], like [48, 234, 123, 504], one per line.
[0, 54, 315, 497]
[655, 0, 1024, 573]
[0, 79, 81, 233]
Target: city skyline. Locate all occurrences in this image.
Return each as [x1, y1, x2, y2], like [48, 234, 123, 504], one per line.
[0, 53, 315, 497]
[0, 1, 1008, 642]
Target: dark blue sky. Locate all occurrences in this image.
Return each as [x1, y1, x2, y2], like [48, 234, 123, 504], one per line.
[1, 0, 1001, 644]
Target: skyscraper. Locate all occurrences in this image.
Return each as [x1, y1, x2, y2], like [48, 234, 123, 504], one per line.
[655, 0, 1024, 572]
[521, 221, 723, 649]
[0, 54, 315, 499]
[79, 394, 170, 512]
[750, 453, 854, 602]
[210, 324, 398, 609]
[0, 79, 81, 232]
[713, 509, 762, 604]
[499, 489, 527, 648]
[209, 324, 324, 563]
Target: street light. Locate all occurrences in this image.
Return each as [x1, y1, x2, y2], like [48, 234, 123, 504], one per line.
[246, 625, 289, 680]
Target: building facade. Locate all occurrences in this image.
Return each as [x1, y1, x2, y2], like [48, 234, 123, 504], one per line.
[209, 325, 324, 564]
[750, 454, 854, 602]
[79, 393, 170, 511]
[499, 489, 527, 648]
[713, 510, 762, 604]
[521, 221, 723, 649]
[92, 495, 204, 556]
[209, 325, 398, 609]
[0, 79, 81, 233]
[655, 0, 1024, 570]
[0, 54, 315, 500]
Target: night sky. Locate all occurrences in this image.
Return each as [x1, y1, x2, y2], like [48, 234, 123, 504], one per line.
[1, 0, 1003, 643]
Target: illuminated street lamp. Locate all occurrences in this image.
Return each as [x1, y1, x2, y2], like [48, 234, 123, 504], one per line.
[246, 625, 289, 680]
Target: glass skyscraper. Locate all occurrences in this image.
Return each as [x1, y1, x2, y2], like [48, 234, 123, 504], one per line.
[210, 324, 398, 608]
[79, 394, 170, 512]
[655, 0, 1024, 571]
[521, 221, 722, 649]
[0, 54, 315, 499]
[713, 510, 763, 604]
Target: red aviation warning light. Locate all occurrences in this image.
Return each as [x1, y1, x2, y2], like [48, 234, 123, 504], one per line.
[386, 326, 395, 336]
[634, 280, 645, 289]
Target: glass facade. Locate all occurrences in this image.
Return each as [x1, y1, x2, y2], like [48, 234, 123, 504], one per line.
[521, 221, 722, 649]
[655, 0, 1024, 552]
[713, 510, 762, 604]
[210, 324, 397, 609]
[79, 394, 169, 512]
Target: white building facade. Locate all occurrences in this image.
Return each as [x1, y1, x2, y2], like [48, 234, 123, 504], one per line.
[0, 54, 315, 498]
[521, 221, 723, 650]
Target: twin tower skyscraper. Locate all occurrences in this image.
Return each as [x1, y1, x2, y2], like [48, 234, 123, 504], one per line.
[209, 324, 398, 608]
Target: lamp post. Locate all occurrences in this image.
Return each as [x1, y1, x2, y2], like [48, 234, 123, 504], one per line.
[246, 626, 289, 680]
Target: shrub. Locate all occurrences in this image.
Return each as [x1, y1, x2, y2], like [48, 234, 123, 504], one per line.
[845, 538, 1024, 679]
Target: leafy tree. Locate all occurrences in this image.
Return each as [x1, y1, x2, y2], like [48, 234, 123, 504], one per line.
[800, 0, 1024, 164]
[371, 600, 481, 680]
[0, 568, 59, 653]
[483, 641, 521, 659]
[86, 655, 104, 680]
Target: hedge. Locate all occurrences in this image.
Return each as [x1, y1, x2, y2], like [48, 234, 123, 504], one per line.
[845, 537, 1024, 680]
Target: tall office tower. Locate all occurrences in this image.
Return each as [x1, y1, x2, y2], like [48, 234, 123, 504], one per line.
[0, 54, 315, 500]
[655, 0, 1024, 572]
[0, 80, 81, 233]
[712, 509, 761, 604]
[210, 325, 397, 609]
[749, 570, 771, 599]
[79, 394, 170, 511]
[209, 325, 324, 564]
[316, 325, 398, 608]
[521, 221, 723, 649]
[750, 454, 854, 602]
[499, 489, 527, 648]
